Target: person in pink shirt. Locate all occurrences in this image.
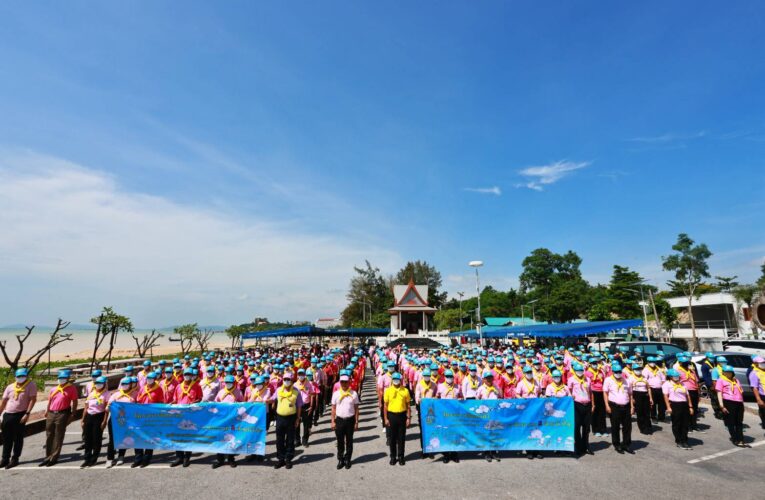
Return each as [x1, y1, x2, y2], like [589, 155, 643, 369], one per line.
[662, 369, 693, 449]
[715, 365, 747, 447]
[415, 369, 438, 458]
[675, 354, 701, 431]
[105, 378, 134, 467]
[516, 366, 540, 399]
[294, 368, 316, 448]
[435, 369, 462, 463]
[603, 364, 634, 454]
[628, 362, 653, 435]
[461, 364, 482, 399]
[567, 363, 593, 457]
[586, 358, 608, 437]
[212, 375, 243, 468]
[544, 370, 570, 398]
[331, 373, 360, 470]
[41, 370, 79, 467]
[80, 375, 110, 468]
[642, 357, 667, 422]
[0, 367, 38, 469]
[171, 368, 203, 467]
[476, 371, 502, 462]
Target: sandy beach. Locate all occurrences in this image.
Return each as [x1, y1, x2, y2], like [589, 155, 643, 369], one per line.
[0, 329, 233, 366]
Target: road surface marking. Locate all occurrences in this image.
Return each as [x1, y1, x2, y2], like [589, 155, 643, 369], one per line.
[688, 439, 765, 464]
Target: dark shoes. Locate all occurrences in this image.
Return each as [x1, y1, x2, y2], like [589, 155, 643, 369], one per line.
[228, 457, 237, 468]
[285, 460, 293, 469]
[337, 459, 345, 470]
[183, 456, 191, 467]
[389, 457, 397, 466]
[170, 458, 183, 467]
[398, 457, 405, 466]
[345, 459, 351, 470]
[274, 460, 285, 469]
[38, 460, 49, 467]
[0, 459, 8, 469]
[212, 460, 224, 469]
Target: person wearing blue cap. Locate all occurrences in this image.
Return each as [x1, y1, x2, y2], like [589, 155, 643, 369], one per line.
[700, 353, 722, 419]
[628, 363, 653, 435]
[662, 369, 693, 449]
[383, 372, 410, 466]
[105, 378, 134, 467]
[331, 371, 360, 469]
[603, 364, 634, 454]
[715, 365, 747, 447]
[40, 370, 79, 467]
[270, 371, 303, 469]
[133, 371, 164, 467]
[213, 374, 243, 468]
[642, 356, 667, 424]
[170, 368, 203, 467]
[0, 367, 38, 469]
[415, 368, 438, 458]
[80, 375, 110, 467]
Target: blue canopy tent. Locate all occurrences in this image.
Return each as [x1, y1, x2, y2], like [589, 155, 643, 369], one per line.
[449, 319, 643, 339]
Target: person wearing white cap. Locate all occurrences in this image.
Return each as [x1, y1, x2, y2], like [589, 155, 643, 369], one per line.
[331, 373, 359, 469]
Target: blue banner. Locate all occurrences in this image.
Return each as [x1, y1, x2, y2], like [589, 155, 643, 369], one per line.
[110, 402, 267, 455]
[420, 398, 574, 452]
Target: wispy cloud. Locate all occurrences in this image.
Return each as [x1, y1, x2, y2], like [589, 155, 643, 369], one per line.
[627, 130, 707, 143]
[464, 186, 502, 196]
[516, 160, 590, 191]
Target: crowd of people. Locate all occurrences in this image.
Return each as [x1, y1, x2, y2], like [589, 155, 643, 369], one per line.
[1, 341, 764, 471]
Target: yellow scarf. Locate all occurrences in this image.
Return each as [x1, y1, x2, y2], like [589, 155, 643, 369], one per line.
[202, 377, 216, 388]
[89, 387, 106, 405]
[221, 386, 236, 400]
[484, 384, 498, 395]
[724, 375, 741, 394]
[671, 382, 686, 394]
[522, 378, 535, 394]
[609, 375, 624, 391]
[549, 383, 566, 395]
[13, 380, 30, 400]
[419, 379, 434, 397]
[52, 383, 71, 397]
[467, 375, 479, 390]
[180, 382, 194, 398]
[249, 387, 264, 401]
[442, 383, 455, 398]
[118, 389, 132, 400]
[338, 388, 353, 402]
[753, 366, 765, 389]
[142, 383, 159, 399]
[676, 364, 696, 382]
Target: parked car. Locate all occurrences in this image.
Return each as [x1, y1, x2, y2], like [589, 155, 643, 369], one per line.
[723, 339, 765, 357]
[587, 338, 619, 352]
[691, 351, 754, 397]
[609, 341, 686, 366]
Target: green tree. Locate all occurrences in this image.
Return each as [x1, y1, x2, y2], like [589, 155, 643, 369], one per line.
[174, 323, 198, 355]
[89, 306, 133, 370]
[434, 308, 463, 331]
[225, 324, 248, 349]
[605, 265, 644, 319]
[341, 261, 392, 326]
[519, 248, 588, 322]
[662, 233, 713, 351]
[394, 260, 447, 307]
[587, 302, 612, 321]
[758, 263, 765, 289]
[714, 275, 739, 293]
[653, 298, 677, 334]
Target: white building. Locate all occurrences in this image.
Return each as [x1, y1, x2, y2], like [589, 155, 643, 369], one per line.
[664, 292, 755, 350]
[315, 318, 342, 329]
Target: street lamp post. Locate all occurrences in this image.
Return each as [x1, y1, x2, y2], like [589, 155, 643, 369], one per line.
[469, 261, 484, 346]
[457, 291, 465, 330]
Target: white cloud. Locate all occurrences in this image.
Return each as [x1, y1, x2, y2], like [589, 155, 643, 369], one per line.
[516, 160, 590, 191]
[464, 186, 502, 196]
[0, 151, 401, 326]
[627, 131, 707, 143]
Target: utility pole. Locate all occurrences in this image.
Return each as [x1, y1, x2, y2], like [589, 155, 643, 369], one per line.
[457, 291, 465, 330]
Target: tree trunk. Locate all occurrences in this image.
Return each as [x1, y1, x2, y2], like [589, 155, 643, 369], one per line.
[688, 296, 699, 351]
[90, 315, 104, 371]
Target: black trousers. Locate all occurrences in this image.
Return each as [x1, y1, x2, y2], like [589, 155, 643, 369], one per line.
[82, 412, 106, 462]
[708, 387, 723, 418]
[296, 407, 312, 444]
[335, 416, 355, 461]
[670, 401, 690, 444]
[388, 411, 406, 460]
[314, 391, 324, 424]
[650, 388, 666, 420]
[275, 413, 297, 462]
[591, 391, 607, 434]
[722, 400, 744, 443]
[688, 390, 699, 428]
[1, 412, 25, 460]
[609, 403, 631, 448]
[106, 418, 126, 461]
[216, 453, 235, 463]
[633, 392, 652, 433]
[175, 450, 191, 460]
[573, 402, 591, 454]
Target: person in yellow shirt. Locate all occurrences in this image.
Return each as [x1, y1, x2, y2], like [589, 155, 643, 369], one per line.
[269, 372, 303, 470]
[383, 372, 411, 466]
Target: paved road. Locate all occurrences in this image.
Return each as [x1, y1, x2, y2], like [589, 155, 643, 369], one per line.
[2, 373, 764, 499]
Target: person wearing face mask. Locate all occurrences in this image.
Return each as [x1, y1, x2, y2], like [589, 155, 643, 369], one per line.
[80, 375, 110, 468]
[461, 364, 482, 400]
[77, 369, 103, 452]
[517, 366, 541, 459]
[0, 368, 38, 469]
[436, 369, 462, 463]
[212, 374, 243, 468]
[270, 372, 303, 469]
[567, 363, 593, 457]
[105, 378, 134, 467]
[586, 356, 608, 437]
[170, 368, 203, 467]
[628, 362, 653, 435]
[133, 372, 164, 467]
[748, 356, 765, 430]
[476, 371, 502, 462]
[377, 361, 396, 445]
[603, 364, 634, 454]
[662, 369, 693, 450]
[331, 373, 360, 470]
[545, 370, 570, 398]
[642, 356, 666, 424]
[383, 372, 410, 466]
[200, 366, 221, 402]
[415, 368, 438, 458]
[294, 368, 316, 448]
[674, 354, 701, 432]
[40, 370, 78, 467]
[716, 365, 748, 447]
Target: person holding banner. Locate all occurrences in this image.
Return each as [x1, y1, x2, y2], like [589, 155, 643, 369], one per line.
[476, 370, 502, 462]
[171, 368, 203, 467]
[80, 375, 109, 468]
[331, 372, 360, 470]
[134, 371, 165, 467]
[201, 366, 221, 402]
[461, 364, 481, 399]
[415, 368, 437, 459]
[567, 363, 594, 457]
[271, 371, 303, 469]
[544, 370, 570, 398]
[603, 364, 634, 454]
[383, 372, 410, 466]
[105, 378, 134, 467]
[517, 365, 542, 459]
[212, 375, 243, 468]
[436, 369, 461, 464]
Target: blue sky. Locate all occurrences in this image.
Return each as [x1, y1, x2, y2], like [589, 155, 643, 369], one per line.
[1, 2, 764, 327]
